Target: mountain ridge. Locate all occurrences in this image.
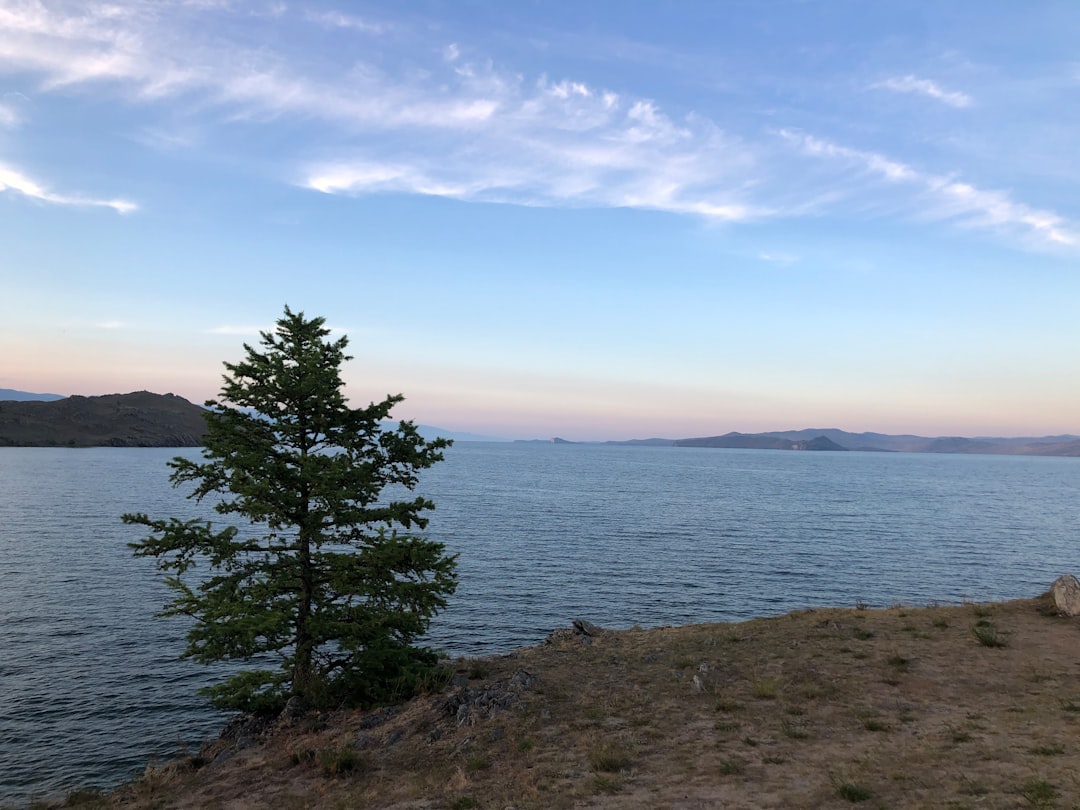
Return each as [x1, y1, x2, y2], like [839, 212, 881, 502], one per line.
[611, 429, 1080, 457]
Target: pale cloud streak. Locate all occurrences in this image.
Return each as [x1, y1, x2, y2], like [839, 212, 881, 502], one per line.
[0, 162, 136, 213]
[779, 130, 1076, 247]
[873, 75, 973, 108]
[304, 10, 387, 34]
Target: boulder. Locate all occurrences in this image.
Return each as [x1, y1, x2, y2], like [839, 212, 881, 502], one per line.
[572, 618, 603, 636]
[1050, 574, 1080, 616]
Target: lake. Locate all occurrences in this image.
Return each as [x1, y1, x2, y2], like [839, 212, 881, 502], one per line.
[1, 443, 1078, 804]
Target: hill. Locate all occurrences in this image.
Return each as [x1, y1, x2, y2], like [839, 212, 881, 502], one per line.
[0, 388, 65, 401]
[41, 593, 1080, 809]
[0, 391, 208, 447]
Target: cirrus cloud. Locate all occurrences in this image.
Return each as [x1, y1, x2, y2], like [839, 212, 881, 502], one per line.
[0, 162, 136, 213]
[779, 130, 1075, 247]
[872, 75, 973, 108]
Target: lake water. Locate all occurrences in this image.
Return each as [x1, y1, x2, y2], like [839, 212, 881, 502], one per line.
[1, 443, 1078, 804]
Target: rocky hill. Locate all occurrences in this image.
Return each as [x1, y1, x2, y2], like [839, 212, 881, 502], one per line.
[0, 391, 208, 447]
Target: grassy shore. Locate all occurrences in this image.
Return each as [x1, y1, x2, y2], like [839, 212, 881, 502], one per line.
[29, 593, 1080, 809]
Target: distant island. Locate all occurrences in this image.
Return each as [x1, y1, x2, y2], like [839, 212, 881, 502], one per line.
[527, 429, 1080, 457]
[613, 429, 1080, 457]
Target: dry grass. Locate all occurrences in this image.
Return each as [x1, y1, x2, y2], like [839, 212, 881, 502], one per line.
[36, 593, 1080, 809]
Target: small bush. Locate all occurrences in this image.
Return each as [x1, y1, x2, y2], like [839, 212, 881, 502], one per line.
[719, 758, 745, 775]
[592, 775, 622, 794]
[971, 622, 1008, 648]
[317, 746, 362, 775]
[465, 753, 490, 772]
[589, 743, 632, 773]
[290, 747, 316, 766]
[946, 725, 972, 744]
[1059, 697, 1080, 713]
[886, 654, 910, 670]
[752, 678, 779, 699]
[1019, 778, 1057, 809]
[1031, 743, 1065, 756]
[834, 779, 872, 802]
[781, 718, 809, 739]
[467, 661, 489, 680]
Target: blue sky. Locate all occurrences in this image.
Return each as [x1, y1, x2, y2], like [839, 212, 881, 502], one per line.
[1, 1, 1078, 440]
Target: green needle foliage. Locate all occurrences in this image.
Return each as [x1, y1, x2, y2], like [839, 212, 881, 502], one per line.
[124, 306, 457, 714]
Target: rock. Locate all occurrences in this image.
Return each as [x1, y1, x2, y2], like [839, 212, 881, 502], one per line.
[357, 706, 400, 730]
[510, 670, 537, 690]
[278, 695, 309, 724]
[437, 670, 537, 726]
[572, 618, 603, 636]
[1051, 574, 1080, 616]
[545, 619, 607, 646]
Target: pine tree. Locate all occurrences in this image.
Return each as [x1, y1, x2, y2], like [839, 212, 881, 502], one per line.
[124, 306, 457, 713]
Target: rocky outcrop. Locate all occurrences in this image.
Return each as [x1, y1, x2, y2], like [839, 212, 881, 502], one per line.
[0, 391, 208, 447]
[435, 669, 538, 727]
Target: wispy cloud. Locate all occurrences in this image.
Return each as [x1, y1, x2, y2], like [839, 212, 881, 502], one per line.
[304, 75, 762, 222]
[0, 102, 19, 128]
[304, 10, 387, 34]
[0, 162, 136, 213]
[873, 75, 973, 108]
[779, 130, 1075, 247]
[758, 251, 798, 265]
[95, 320, 124, 329]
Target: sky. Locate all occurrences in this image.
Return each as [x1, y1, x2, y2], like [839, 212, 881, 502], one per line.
[1, 1, 1078, 441]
